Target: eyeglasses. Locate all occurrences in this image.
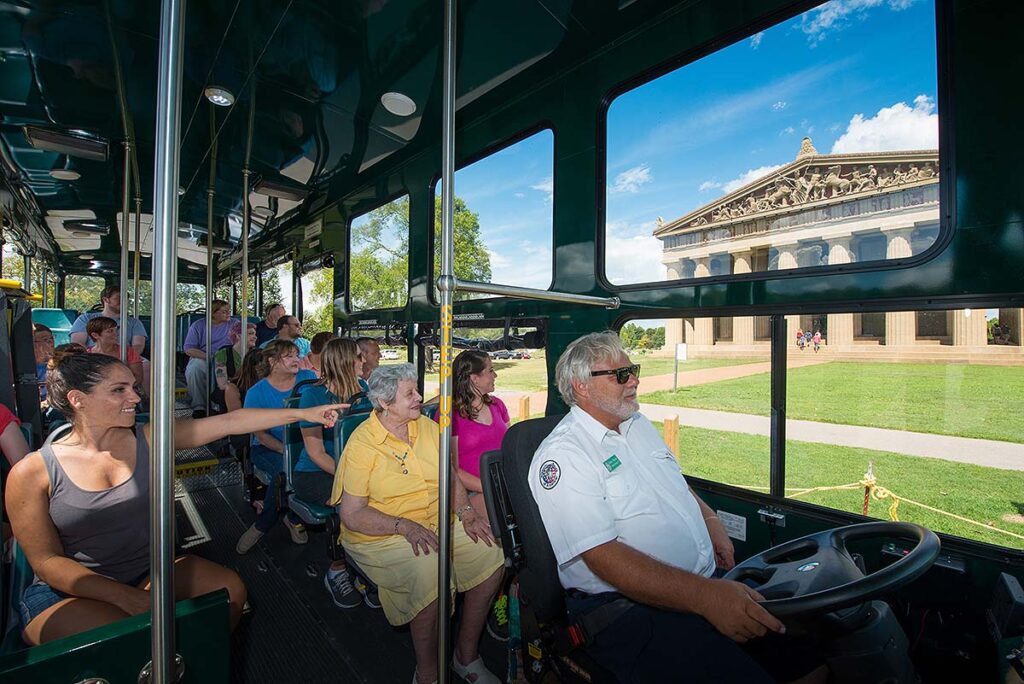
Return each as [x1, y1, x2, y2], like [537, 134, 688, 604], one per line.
[590, 364, 641, 384]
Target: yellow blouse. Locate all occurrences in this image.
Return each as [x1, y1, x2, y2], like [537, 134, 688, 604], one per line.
[330, 412, 440, 545]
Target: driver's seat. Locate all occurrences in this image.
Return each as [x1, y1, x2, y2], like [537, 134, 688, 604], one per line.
[481, 416, 617, 683]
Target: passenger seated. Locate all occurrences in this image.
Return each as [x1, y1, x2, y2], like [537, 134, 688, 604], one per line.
[5, 352, 346, 645]
[334, 363, 504, 684]
[528, 332, 824, 683]
[183, 299, 233, 419]
[33, 323, 54, 400]
[305, 331, 336, 377]
[235, 340, 317, 554]
[86, 317, 145, 391]
[69, 284, 148, 356]
[0, 402, 30, 467]
[356, 336, 381, 382]
[295, 338, 374, 609]
[222, 350, 266, 414]
[213, 321, 257, 411]
[42, 343, 88, 427]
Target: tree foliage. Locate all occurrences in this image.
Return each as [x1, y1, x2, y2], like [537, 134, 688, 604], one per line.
[620, 323, 666, 350]
[349, 195, 492, 311]
[302, 267, 335, 335]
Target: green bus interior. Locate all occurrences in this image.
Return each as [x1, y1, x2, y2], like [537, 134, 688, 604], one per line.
[0, 0, 1023, 681]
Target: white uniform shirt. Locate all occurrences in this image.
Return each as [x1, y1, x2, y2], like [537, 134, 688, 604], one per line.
[528, 406, 715, 595]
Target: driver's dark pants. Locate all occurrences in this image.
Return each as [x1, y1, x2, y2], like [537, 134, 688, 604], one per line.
[566, 590, 820, 683]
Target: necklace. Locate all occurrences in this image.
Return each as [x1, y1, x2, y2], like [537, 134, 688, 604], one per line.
[392, 450, 409, 475]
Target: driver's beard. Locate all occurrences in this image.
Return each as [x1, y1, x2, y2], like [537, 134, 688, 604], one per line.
[591, 391, 639, 422]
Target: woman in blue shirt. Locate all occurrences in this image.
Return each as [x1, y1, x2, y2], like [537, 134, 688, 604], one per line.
[296, 338, 374, 608]
[235, 340, 317, 554]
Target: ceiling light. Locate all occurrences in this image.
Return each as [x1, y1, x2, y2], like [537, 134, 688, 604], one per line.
[71, 231, 92, 238]
[78, 254, 94, 260]
[50, 156, 81, 181]
[187, 263, 203, 271]
[24, 126, 108, 161]
[381, 92, 416, 117]
[178, 185, 187, 196]
[251, 206, 275, 218]
[253, 173, 307, 202]
[204, 85, 235, 107]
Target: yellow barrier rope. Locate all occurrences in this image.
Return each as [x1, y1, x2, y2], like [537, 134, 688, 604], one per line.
[722, 466, 1024, 543]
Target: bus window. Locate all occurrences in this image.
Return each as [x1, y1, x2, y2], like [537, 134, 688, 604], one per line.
[350, 195, 410, 311]
[300, 265, 334, 335]
[631, 316, 770, 494]
[63, 274, 105, 312]
[604, 0, 940, 286]
[434, 129, 554, 300]
[779, 307, 1024, 549]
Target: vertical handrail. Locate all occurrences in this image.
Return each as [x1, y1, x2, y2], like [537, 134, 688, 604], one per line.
[436, 0, 457, 680]
[239, 75, 255, 362]
[769, 314, 787, 497]
[205, 104, 218, 416]
[119, 140, 132, 362]
[22, 254, 30, 291]
[133, 196, 142, 320]
[149, 0, 185, 681]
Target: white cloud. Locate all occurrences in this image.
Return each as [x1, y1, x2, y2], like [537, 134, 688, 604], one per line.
[772, 101, 787, 111]
[750, 32, 764, 49]
[609, 164, 653, 194]
[780, 126, 795, 136]
[720, 164, 786, 194]
[698, 180, 722, 192]
[798, 0, 921, 46]
[829, 122, 841, 133]
[605, 233, 666, 285]
[514, 192, 525, 198]
[490, 241, 551, 289]
[530, 177, 553, 202]
[830, 94, 938, 153]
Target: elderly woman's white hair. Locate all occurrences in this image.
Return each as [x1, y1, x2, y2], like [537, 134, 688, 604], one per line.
[555, 331, 628, 407]
[367, 362, 418, 410]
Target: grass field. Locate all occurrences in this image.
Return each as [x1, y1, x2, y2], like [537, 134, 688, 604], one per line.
[409, 352, 763, 393]
[656, 423, 1024, 550]
[643, 362, 1024, 443]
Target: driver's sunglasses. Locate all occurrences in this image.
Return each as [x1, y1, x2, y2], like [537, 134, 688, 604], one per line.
[590, 364, 641, 384]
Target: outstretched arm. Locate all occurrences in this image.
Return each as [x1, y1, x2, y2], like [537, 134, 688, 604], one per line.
[165, 404, 348, 450]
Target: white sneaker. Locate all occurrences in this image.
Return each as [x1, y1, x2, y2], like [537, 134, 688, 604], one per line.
[451, 655, 500, 684]
[412, 670, 437, 684]
[236, 524, 264, 554]
[284, 517, 308, 544]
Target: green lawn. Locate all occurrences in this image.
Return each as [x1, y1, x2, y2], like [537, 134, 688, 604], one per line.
[657, 423, 1024, 550]
[643, 362, 1024, 443]
[635, 356, 765, 377]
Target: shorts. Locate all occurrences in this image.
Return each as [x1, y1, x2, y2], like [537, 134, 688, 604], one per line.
[18, 570, 150, 629]
[344, 521, 503, 626]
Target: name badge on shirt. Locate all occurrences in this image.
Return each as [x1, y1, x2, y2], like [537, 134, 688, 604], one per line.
[603, 455, 622, 472]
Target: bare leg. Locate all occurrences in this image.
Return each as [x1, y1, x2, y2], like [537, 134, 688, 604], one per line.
[410, 600, 439, 684]
[454, 567, 503, 666]
[23, 598, 129, 645]
[141, 555, 248, 629]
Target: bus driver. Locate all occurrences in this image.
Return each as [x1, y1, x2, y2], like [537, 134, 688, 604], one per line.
[529, 332, 824, 683]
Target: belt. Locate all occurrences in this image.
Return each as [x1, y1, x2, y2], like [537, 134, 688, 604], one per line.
[560, 589, 635, 649]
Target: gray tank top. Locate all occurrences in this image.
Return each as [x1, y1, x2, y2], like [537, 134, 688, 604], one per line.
[41, 428, 151, 585]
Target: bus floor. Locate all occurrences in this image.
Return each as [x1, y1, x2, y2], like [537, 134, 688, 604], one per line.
[175, 462, 508, 684]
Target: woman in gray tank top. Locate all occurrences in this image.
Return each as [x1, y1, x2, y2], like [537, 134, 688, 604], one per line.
[6, 351, 348, 645]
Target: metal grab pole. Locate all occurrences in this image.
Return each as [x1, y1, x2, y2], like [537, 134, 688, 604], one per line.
[204, 104, 218, 416]
[239, 76, 255, 362]
[437, 0, 457, 679]
[42, 265, 48, 305]
[119, 141, 132, 362]
[133, 196, 142, 320]
[453, 279, 620, 309]
[150, 0, 185, 681]
[23, 254, 30, 291]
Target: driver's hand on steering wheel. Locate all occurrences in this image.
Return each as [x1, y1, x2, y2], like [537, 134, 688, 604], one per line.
[698, 579, 786, 643]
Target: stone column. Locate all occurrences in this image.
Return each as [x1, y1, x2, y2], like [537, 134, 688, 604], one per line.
[826, 238, 854, 348]
[693, 318, 715, 346]
[684, 318, 696, 344]
[885, 230, 916, 346]
[664, 262, 684, 349]
[732, 251, 754, 346]
[775, 244, 798, 271]
[951, 309, 988, 348]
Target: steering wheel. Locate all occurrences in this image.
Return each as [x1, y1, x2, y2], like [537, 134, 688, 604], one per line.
[723, 521, 940, 618]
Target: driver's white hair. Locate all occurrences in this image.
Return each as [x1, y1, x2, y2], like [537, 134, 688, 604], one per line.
[367, 362, 417, 410]
[555, 331, 627, 407]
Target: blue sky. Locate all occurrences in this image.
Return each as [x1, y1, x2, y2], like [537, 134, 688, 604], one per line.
[605, 0, 938, 285]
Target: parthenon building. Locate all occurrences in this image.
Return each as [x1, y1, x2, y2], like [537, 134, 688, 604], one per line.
[656, 139, 1023, 361]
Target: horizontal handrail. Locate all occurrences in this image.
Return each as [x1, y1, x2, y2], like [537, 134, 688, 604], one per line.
[453, 279, 620, 309]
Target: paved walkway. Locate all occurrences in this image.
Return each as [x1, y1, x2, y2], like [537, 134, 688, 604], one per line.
[427, 359, 1024, 472]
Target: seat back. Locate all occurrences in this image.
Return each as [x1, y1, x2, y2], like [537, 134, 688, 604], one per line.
[333, 412, 372, 460]
[30, 308, 75, 346]
[487, 415, 567, 625]
[281, 379, 320, 488]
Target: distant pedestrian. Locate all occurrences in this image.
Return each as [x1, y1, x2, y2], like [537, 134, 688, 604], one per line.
[796, 328, 805, 350]
[812, 330, 821, 352]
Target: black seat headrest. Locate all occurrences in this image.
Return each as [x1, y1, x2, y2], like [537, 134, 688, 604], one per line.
[500, 414, 567, 624]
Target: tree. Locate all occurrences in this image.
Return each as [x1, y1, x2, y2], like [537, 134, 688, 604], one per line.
[349, 195, 492, 311]
[303, 267, 335, 335]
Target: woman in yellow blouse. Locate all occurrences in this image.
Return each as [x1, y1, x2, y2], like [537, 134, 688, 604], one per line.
[333, 363, 504, 684]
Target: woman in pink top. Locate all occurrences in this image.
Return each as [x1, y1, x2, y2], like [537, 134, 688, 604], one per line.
[446, 350, 510, 518]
